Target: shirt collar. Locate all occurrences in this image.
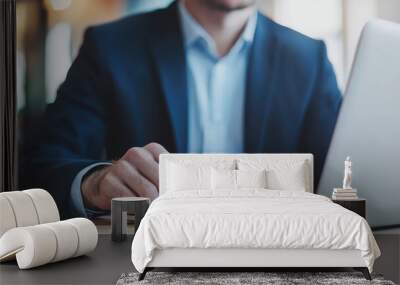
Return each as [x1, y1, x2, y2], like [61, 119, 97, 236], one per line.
[178, 0, 257, 51]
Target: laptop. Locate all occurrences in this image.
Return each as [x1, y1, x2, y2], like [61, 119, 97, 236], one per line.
[318, 20, 400, 229]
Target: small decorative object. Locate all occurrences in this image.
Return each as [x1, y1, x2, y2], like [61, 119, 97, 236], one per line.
[332, 156, 358, 200]
[343, 156, 353, 189]
[111, 197, 150, 242]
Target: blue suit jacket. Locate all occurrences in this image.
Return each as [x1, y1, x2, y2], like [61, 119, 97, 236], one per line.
[25, 2, 341, 217]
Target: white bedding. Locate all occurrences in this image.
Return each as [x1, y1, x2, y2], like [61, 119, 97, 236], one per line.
[131, 190, 380, 273]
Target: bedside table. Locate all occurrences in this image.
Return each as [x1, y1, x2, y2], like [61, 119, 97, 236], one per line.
[111, 197, 150, 242]
[332, 198, 366, 218]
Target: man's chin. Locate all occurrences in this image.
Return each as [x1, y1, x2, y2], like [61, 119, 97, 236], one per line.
[203, 0, 256, 12]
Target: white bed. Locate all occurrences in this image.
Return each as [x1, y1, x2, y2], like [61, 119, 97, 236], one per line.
[131, 154, 380, 280]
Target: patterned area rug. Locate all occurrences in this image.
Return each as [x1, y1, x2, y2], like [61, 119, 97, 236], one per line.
[117, 272, 396, 285]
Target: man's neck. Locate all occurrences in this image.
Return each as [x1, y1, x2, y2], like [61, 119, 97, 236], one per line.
[182, 0, 255, 57]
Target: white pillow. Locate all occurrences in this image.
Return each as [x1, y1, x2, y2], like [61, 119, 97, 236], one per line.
[211, 169, 268, 190]
[267, 166, 307, 191]
[237, 169, 267, 188]
[166, 160, 236, 192]
[167, 162, 211, 191]
[237, 159, 308, 191]
[211, 169, 236, 189]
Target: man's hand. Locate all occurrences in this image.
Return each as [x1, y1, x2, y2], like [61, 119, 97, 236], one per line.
[81, 143, 168, 210]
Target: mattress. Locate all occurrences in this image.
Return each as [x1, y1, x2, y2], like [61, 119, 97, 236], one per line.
[131, 190, 380, 273]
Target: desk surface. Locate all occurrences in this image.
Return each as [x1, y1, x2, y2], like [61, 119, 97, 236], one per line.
[0, 235, 133, 285]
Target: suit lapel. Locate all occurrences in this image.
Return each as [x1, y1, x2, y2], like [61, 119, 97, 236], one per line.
[148, 3, 188, 153]
[245, 15, 278, 153]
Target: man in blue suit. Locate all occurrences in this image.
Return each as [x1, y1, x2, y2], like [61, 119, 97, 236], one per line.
[27, 0, 341, 218]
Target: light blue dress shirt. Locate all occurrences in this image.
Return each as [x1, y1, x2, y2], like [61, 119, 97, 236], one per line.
[70, 3, 257, 216]
[178, 2, 257, 153]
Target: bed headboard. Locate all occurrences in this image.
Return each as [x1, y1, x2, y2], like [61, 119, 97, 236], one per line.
[159, 154, 314, 194]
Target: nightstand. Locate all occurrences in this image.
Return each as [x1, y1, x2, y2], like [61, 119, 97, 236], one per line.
[111, 197, 150, 242]
[332, 198, 366, 218]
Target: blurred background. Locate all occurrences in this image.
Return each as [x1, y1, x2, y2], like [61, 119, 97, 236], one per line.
[16, 0, 400, 182]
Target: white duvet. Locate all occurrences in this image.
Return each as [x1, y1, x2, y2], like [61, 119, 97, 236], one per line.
[131, 190, 380, 273]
